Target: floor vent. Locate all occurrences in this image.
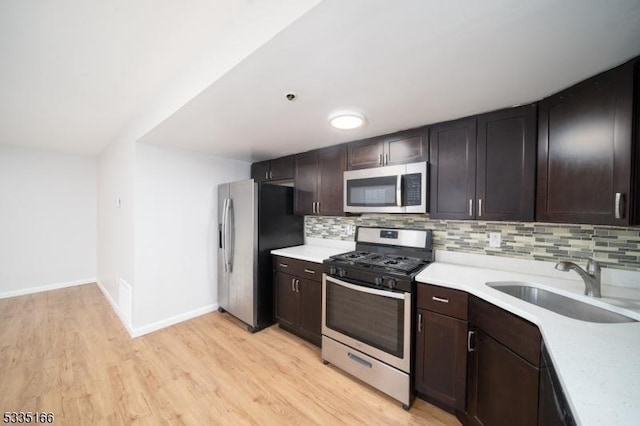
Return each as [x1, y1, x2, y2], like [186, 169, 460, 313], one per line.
[118, 278, 132, 324]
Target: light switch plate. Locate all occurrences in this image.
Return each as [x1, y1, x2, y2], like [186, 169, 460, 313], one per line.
[489, 232, 501, 248]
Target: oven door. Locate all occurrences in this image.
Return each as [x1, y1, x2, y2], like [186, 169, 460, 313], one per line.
[322, 274, 412, 373]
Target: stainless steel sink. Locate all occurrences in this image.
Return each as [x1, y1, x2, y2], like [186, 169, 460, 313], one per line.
[486, 282, 638, 323]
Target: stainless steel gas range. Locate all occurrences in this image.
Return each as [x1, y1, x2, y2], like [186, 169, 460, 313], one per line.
[321, 226, 433, 409]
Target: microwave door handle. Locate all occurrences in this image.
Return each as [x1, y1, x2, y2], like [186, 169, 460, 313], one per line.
[396, 174, 402, 207]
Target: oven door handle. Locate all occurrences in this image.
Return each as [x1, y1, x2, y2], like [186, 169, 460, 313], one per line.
[325, 275, 405, 300]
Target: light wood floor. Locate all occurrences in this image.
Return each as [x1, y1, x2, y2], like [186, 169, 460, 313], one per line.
[0, 284, 460, 425]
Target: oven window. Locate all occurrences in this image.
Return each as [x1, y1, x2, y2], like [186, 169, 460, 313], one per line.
[346, 176, 398, 206]
[325, 280, 404, 358]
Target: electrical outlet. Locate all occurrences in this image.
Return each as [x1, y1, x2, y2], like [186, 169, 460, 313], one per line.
[344, 224, 355, 236]
[489, 232, 501, 248]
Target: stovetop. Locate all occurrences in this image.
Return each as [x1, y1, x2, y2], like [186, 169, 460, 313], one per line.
[323, 226, 433, 293]
[330, 251, 428, 275]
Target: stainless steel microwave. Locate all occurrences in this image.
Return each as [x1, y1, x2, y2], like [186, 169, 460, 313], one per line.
[343, 161, 427, 213]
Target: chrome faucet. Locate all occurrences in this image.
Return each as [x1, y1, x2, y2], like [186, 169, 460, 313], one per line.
[555, 259, 601, 298]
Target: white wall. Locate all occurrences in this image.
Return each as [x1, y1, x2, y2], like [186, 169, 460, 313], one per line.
[97, 137, 136, 325]
[0, 145, 96, 297]
[133, 143, 249, 332]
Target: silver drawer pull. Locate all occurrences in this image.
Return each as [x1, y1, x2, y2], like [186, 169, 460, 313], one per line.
[278, 263, 288, 268]
[304, 269, 316, 274]
[432, 296, 449, 303]
[348, 352, 372, 368]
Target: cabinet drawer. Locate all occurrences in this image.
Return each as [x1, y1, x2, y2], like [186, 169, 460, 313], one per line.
[273, 256, 323, 281]
[470, 296, 541, 367]
[417, 284, 468, 320]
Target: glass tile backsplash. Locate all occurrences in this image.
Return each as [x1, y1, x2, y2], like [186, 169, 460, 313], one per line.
[305, 215, 640, 271]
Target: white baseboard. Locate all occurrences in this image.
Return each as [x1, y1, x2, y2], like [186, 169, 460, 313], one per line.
[129, 303, 218, 338]
[95, 280, 217, 339]
[0, 278, 95, 299]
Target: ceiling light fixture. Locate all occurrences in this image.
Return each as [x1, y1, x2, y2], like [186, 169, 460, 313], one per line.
[329, 111, 366, 130]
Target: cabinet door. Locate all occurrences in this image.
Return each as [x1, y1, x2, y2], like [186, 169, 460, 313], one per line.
[294, 152, 319, 215]
[477, 105, 537, 221]
[298, 277, 322, 347]
[429, 117, 477, 219]
[270, 155, 295, 181]
[274, 271, 299, 329]
[251, 160, 270, 183]
[469, 330, 539, 426]
[385, 128, 428, 166]
[537, 61, 634, 225]
[318, 146, 347, 216]
[415, 309, 467, 411]
[347, 137, 385, 170]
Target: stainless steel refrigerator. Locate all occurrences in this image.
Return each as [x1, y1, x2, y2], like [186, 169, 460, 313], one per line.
[218, 179, 303, 332]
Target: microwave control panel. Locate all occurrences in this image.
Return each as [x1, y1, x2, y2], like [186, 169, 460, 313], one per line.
[403, 173, 422, 206]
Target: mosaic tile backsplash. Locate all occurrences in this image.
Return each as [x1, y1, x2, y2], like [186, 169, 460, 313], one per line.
[305, 215, 640, 271]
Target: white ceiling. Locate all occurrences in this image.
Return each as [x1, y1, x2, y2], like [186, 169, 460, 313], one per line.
[2, 1, 640, 161]
[0, 0, 320, 156]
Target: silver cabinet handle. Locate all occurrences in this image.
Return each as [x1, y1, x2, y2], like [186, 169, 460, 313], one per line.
[379, 153, 383, 165]
[304, 269, 315, 274]
[467, 331, 475, 352]
[469, 199, 473, 217]
[417, 313, 423, 333]
[291, 278, 295, 292]
[312, 202, 316, 214]
[295, 279, 300, 293]
[265, 171, 269, 180]
[478, 199, 482, 217]
[615, 192, 625, 219]
[269, 170, 273, 179]
[316, 202, 320, 214]
[432, 296, 449, 304]
[278, 263, 288, 268]
[384, 153, 389, 165]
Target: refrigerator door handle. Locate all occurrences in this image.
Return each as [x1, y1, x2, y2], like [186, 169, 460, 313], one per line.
[226, 198, 234, 272]
[221, 198, 228, 273]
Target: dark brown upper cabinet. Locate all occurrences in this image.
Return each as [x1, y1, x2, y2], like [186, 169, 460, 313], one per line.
[429, 117, 478, 220]
[251, 155, 295, 183]
[537, 59, 637, 225]
[477, 104, 537, 221]
[347, 128, 428, 170]
[294, 145, 347, 216]
[430, 106, 537, 221]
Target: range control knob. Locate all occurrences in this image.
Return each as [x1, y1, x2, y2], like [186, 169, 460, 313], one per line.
[329, 266, 337, 275]
[338, 268, 346, 278]
[387, 278, 397, 289]
[374, 276, 384, 286]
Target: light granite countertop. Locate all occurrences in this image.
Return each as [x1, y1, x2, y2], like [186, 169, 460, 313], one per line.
[270, 237, 355, 264]
[416, 251, 640, 426]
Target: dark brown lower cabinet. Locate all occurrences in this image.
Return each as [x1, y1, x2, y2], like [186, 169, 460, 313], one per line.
[415, 284, 468, 411]
[464, 296, 543, 426]
[467, 330, 539, 426]
[415, 310, 467, 411]
[273, 256, 322, 347]
[297, 277, 321, 343]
